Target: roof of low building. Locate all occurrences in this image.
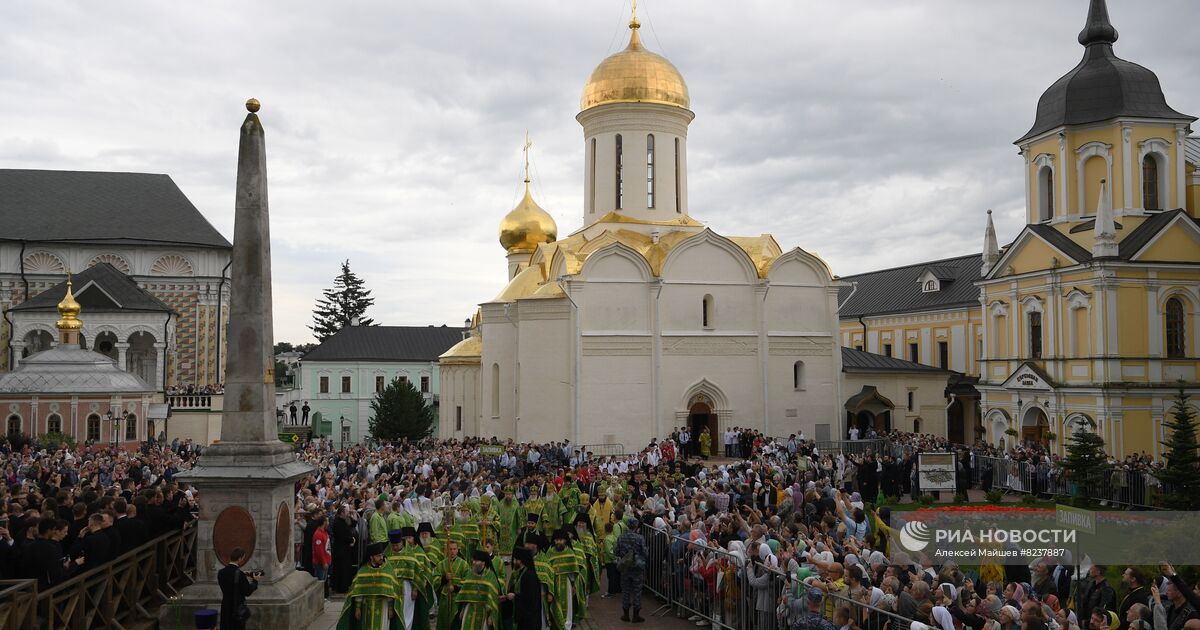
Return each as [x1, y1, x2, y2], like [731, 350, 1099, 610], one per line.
[0, 169, 231, 249]
[7, 263, 173, 314]
[302, 325, 467, 363]
[837, 253, 982, 319]
[0, 345, 154, 394]
[841, 347, 949, 374]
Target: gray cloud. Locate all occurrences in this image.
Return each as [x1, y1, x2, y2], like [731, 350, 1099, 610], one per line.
[1, 0, 1195, 341]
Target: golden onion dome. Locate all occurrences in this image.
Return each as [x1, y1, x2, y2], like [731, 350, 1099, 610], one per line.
[580, 15, 689, 112]
[56, 276, 83, 331]
[499, 182, 558, 254]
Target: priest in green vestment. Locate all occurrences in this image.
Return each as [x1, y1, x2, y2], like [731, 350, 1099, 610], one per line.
[435, 539, 471, 630]
[494, 487, 521, 556]
[412, 523, 440, 630]
[384, 530, 422, 630]
[337, 543, 402, 630]
[541, 528, 582, 630]
[542, 488, 564, 535]
[457, 549, 502, 629]
[368, 499, 389, 545]
[450, 506, 481, 559]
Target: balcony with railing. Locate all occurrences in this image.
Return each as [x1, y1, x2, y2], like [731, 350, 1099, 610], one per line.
[166, 394, 223, 411]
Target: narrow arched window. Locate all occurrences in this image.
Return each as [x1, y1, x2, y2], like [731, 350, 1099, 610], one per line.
[1166, 297, 1186, 358]
[125, 414, 138, 441]
[1029, 311, 1043, 359]
[1143, 155, 1161, 210]
[1038, 166, 1054, 221]
[674, 138, 681, 213]
[490, 363, 500, 417]
[6, 415, 19, 437]
[702, 294, 714, 328]
[646, 134, 655, 208]
[46, 414, 62, 434]
[589, 138, 596, 214]
[615, 134, 623, 210]
[793, 361, 805, 390]
[86, 414, 100, 442]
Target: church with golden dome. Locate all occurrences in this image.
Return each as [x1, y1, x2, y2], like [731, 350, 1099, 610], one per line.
[439, 7, 851, 449]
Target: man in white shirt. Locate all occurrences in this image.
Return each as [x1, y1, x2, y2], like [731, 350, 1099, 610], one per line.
[679, 429, 691, 459]
[724, 429, 735, 458]
[848, 426, 860, 441]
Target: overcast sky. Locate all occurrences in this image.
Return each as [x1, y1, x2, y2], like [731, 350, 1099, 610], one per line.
[1, 1, 1196, 343]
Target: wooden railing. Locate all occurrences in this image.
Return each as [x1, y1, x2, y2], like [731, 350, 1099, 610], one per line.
[0, 580, 36, 630]
[0, 522, 197, 630]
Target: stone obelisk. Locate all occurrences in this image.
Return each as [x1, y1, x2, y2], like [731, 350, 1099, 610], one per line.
[162, 100, 322, 628]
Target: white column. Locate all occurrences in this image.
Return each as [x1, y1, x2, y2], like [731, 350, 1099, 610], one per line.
[1177, 127, 1188, 209]
[1058, 133, 1069, 217]
[153, 343, 166, 391]
[756, 283, 769, 437]
[1022, 148, 1032, 219]
[1122, 126, 1133, 210]
[11, 343, 24, 369]
[115, 342, 130, 370]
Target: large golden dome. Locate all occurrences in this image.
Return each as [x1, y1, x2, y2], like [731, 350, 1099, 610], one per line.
[499, 182, 558, 253]
[580, 17, 689, 112]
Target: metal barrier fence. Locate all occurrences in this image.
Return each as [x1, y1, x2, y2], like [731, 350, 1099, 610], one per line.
[580, 443, 626, 457]
[815, 439, 887, 456]
[638, 523, 913, 629]
[971, 454, 1157, 508]
[0, 522, 197, 629]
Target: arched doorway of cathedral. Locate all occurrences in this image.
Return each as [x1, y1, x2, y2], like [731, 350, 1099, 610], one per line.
[94, 331, 118, 361]
[127, 331, 157, 385]
[688, 393, 717, 457]
[22, 330, 53, 357]
[1021, 406, 1050, 448]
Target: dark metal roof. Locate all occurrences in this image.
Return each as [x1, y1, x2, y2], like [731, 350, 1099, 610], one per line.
[7, 263, 173, 313]
[1026, 223, 1093, 262]
[1118, 209, 1200, 260]
[837, 253, 982, 319]
[0, 169, 231, 249]
[302, 326, 467, 363]
[840, 347, 948, 374]
[1016, 0, 1194, 144]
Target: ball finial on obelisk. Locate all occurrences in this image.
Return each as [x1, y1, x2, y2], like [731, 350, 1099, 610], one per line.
[246, 98, 261, 113]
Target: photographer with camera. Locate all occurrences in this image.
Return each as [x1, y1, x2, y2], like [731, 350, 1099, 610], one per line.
[218, 547, 261, 630]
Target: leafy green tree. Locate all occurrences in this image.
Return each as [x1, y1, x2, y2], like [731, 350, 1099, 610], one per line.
[368, 377, 435, 442]
[1159, 389, 1200, 509]
[1061, 415, 1109, 493]
[274, 342, 295, 354]
[309, 260, 377, 341]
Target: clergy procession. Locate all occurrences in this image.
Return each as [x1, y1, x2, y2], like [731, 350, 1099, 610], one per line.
[324, 439, 640, 630]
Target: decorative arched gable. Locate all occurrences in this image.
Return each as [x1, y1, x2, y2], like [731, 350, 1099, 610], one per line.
[150, 254, 194, 276]
[660, 228, 758, 283]
[23, 251, 66, 275]
[767, 247, 833, 286]
[577, 241, 653, 282]
[88, 254, 131, 273]
[679, 378, 730, 412]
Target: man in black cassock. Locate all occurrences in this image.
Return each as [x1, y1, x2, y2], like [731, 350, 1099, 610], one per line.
[504, 546, 543, 630]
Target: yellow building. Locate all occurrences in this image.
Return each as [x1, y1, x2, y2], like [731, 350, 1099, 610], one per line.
[980, 0, 1199, 459]
[841, 0, 1200, 458]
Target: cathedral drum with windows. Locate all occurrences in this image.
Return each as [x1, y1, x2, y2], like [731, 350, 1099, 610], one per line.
[439, 8, 843, 450]
[978, 0, 1200, 458]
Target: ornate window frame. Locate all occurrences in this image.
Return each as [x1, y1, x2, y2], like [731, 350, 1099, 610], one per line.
[1075, 141, 1113, 215]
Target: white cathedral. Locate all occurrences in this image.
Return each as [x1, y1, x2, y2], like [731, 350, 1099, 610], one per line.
[438, 11, 843, 450]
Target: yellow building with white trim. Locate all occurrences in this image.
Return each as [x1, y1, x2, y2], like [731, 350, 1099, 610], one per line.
[841, 0, 1200, 458]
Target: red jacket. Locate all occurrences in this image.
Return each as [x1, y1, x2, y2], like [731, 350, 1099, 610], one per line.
[312, 527, 331, 567]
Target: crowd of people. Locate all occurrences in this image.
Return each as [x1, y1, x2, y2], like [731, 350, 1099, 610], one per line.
[280, 429, 1193, 630]
[166, 383, 225, 396]
[0, 438, 199, 589]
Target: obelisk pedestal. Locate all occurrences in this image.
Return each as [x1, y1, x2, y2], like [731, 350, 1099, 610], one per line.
[160, 100, 322, 628]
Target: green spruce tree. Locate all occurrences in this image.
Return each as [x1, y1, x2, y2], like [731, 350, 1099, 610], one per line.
[368, 377, 435, 442]
[309, 260, 377, 341]
[1061, 415, 1109, 495]
[1159, 389, 1200, 509]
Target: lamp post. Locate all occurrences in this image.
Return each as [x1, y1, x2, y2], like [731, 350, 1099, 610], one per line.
[339, 415, 348, 449]
[107, 411, 118, 449]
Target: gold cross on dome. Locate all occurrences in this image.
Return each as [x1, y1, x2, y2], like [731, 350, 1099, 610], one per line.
[523, 130, 533, 183]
